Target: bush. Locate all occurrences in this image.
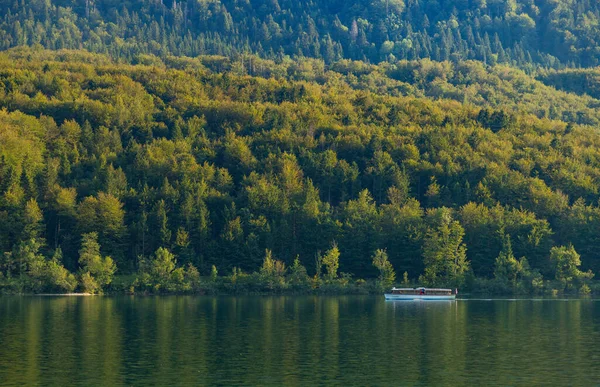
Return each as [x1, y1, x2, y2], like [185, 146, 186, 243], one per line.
[260, 250, 287, 290]
[287, 256, 311, 291]
[80, 272, 100, 294]
[580, 284, 591, 295]
[133, 248, 201, 293]
[45, 259, 77, 293]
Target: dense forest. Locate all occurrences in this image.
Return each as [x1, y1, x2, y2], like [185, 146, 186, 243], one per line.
[1, 0, 600, 68]
[0, 45, 599, 294]
[1, 0, 600, 294]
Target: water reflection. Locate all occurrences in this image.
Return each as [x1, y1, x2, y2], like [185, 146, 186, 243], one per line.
[0, 296, 599, 386]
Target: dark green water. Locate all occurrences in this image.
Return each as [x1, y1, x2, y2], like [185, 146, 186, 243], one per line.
[1, 296, 599, 386]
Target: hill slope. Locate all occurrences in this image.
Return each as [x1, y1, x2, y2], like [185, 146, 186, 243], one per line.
[1, 0, 600, 67]
[1, 48, 600, 293]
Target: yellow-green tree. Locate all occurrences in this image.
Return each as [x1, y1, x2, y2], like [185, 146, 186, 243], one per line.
[422, 209, 469, 286]
[322, 243, 340, 280]
[372, 249, 396, 287]
[550, 245, 594, 290]
[78, 232, 116, 293]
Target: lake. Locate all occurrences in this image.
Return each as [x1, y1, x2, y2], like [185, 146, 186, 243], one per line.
[0, 296, 599, 386]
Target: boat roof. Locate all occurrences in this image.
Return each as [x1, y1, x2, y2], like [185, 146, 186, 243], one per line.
[392, 287, 453, 291]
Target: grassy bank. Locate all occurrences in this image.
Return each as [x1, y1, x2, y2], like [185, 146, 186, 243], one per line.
[3, 273, 595, 297]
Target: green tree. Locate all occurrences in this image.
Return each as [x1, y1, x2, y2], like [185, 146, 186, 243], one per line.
[260, 249, 286, 289]
[288, 255, 310, 287]
[135, 247, 199, 293]
[210, 265, 218, 282]
[78, 232, 116, 293]
[372, 249, 396, 287]
[76, 193, 126, 263]
[22, 199, 44, 241]
[7, 239, 76, 292]
[550, 245, 594, 289]
[155, 200, 172, 248]
[11, 238, 48, 291]
[322, 242, 340, 280]
[494, 233, 529, 286]
[45, 248, 77, 293]
[151, 247, 176, 284]
[422, 209, 469, 286]
[174, 227, 193, 265]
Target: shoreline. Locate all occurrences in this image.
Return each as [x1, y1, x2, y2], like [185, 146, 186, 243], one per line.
[2, 291, 598, 298]
[34, 293, 96, 296]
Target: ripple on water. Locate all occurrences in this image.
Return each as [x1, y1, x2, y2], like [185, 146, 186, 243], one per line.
[0, 296, 599, 386]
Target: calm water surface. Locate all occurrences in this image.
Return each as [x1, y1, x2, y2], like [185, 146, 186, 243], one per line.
[1, 296, 600, 386]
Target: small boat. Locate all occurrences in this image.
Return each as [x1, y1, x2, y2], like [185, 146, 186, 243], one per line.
[384, 287, 457, 301]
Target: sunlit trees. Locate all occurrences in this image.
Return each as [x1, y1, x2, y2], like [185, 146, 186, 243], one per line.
[210, 265, 218, 282]
[77, 193, 126, 265]
[45, 248, 77, 293]
[422, 209, 470, 286]
[78, 232, 116, 293]
[550, 245, 594, 290]
[494, 233, 531, 287]
[322, 243, 340, 281]
[260, 249, 286, 289]
[2, 239, 77, 293]
[372, 249, 396, 287]
[288, 256, 310, 288]
[134, 247, 200, 293]
[22, 199, 44, 241]
[4, 46, 600, 295]
[494, 234, 521, 284]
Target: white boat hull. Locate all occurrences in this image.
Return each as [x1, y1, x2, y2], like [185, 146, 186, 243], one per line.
[384, 294, 456, 301]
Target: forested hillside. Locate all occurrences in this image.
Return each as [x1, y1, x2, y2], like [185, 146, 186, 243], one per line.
[1, 0, 600, 68]
[1, 46, 599, 294]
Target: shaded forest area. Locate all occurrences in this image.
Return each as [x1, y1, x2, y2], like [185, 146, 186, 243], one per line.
[1, 0, 600, 68]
